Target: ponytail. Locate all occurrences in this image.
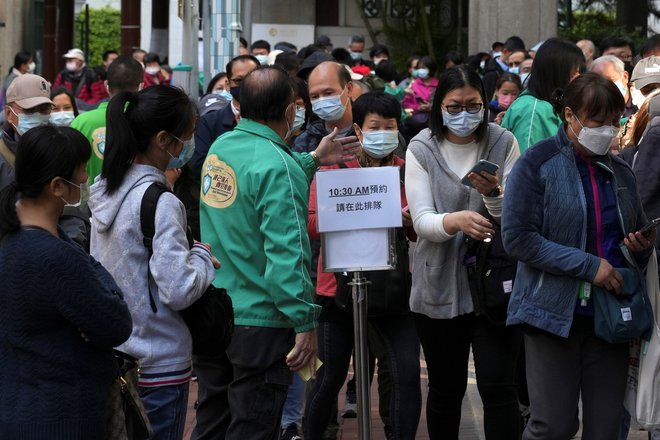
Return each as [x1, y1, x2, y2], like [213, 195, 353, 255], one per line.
[0, 182, 20, 236]
[102, 91, 140, 194]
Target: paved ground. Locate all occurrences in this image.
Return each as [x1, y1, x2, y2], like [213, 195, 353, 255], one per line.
[182, 353, 651, 439]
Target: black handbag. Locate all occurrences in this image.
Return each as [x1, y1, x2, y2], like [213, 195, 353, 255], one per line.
[106, 350, 152, 440]
[140, 182, 234, 356]
[464, 217, 516, 325]
[334, 228, 411, 317]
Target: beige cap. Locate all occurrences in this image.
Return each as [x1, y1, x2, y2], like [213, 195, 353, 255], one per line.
[6, 74, 53, 109]
[63, 48, 85, 61]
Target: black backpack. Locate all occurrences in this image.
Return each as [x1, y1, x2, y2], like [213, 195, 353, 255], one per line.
[140, 182, 234, 356]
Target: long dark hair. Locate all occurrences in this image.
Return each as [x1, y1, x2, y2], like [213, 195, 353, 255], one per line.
[51, 87, 80, 117]
[102, 85, 196, 194]
[429, 65, 489, 142]
[0, 126, 90, 235]
[526, 38, 585, 103]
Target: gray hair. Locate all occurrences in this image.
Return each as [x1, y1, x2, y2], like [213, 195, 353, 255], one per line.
[590, 55, 625, 75]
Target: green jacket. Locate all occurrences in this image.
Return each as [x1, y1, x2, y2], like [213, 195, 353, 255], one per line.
[71, 102, 108, 184]
[501, 90, 562, 153]
[200, 118, 320, 332]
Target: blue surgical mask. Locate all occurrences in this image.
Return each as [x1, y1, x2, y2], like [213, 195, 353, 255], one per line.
[442, 109, 484, 138]
[615, 76, 627, 98]
[50, 111, 75, 127]
[167, 135, 195, 169]
[349, 51, 362, 61]
[311, 89, 347, 122]
[509, 66, 520, 75]
[10, 107, 50, 136]
[60, 178, 87, 208]
[292, 106, 306, 133]
[413, 68, 429, 79]
[214, 89, 233, 102]
[360, 129, 399, 159]
[255, 54, 269, 65]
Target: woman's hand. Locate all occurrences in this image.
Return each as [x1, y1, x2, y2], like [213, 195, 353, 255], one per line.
[444, 210, 494, 241]
[592, 258, 623, 294]
[467, 170, 500, 196]
[402, 207, 413, 227]
[494, 111, 506, 126]
[624, 229, 656, 253]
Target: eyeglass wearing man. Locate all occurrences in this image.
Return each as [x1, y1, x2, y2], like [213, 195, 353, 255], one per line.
[0, 74, 54, 191]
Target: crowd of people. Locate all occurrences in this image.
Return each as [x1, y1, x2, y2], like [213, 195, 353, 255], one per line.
[2, 28, 660, 440]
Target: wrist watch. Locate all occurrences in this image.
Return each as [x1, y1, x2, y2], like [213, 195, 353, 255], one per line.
[310, 150, 321, 168]
[486, 185, 502, 197]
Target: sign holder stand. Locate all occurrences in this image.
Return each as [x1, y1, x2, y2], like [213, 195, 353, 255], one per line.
[349, 272, 372, 440]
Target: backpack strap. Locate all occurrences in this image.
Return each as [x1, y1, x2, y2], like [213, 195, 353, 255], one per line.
[140, 182, 171, 313]
[0, 138, 15, 168]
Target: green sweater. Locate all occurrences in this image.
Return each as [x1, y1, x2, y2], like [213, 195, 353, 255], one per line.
[200, 119, 320, 332]
[501, 91, 562, 153]
[70, 102, 108, 184]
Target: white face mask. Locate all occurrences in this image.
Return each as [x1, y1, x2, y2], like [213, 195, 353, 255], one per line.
[570, 113, 618, 156]
[27, 62, 36, 73]
[255, 54, 269, 65]
[60, 178, 87, 208]
[360, 129, 399, 158]
[145, 66, 161, 75]
[65, 61, 79, 72]
[50, 111, 75, 127]
[631, 87, 646, 108]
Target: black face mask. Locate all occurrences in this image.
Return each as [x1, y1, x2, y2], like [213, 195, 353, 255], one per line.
[230, 86, 241, 101]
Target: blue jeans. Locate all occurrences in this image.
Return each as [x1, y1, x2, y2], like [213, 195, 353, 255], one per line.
[305, 298, 421, 440]
[139, 382, 190, 440]
[281, 373, 305, 428]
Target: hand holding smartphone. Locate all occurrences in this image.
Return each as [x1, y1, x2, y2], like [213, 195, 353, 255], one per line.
[461, 160, 500, 187]
[640, 218, 660, 237]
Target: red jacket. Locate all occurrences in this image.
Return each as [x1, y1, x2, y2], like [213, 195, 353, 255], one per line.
[53, 68, 107, 105]
[308, 156, 413, 297]
[143, 72, 171, 88]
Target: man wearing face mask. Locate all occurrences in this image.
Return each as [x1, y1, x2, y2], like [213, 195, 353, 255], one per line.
[347, 34, 373, 69]
[251, 40, 271, 66]
[0, 73, 53, 192]
[590, 55, 635, 118]
[196, 66, 360, 440]
[53, 48, 107, 109]
[482, 36, 526, 102]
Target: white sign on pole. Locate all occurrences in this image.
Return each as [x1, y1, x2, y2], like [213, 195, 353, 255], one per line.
[323, 228, 392, 271]
[315, 167, 402, 233]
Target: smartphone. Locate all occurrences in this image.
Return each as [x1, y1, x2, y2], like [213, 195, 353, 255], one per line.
[640, 218, 660, 236]
[461, 160, 500, 187]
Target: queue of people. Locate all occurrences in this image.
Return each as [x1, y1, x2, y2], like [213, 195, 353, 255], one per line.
[2, 30, 660, 440]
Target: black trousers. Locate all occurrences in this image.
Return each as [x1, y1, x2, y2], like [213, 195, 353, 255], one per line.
[414, 312, 522, 440]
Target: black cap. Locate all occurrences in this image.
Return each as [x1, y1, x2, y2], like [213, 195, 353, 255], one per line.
[297, 51, 335, 80]
[369, 43, 389, 59]
[315, 35, 333, 50]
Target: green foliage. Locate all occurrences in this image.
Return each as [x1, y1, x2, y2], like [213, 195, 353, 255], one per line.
[558, 9, 646, 52]
[74, 7, 121, 66]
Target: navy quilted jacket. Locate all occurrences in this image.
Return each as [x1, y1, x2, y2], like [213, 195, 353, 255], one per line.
[502, 126, 650, 338]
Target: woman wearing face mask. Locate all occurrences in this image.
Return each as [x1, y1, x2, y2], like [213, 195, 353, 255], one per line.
[2, 51, 34, 97]
[88, 85, 219, 440]
[401, 56, 439, 142]
[50, 88, 79, 127]
[502, 72, 654, 440]
[405, 65, 521, 439]
[0, 126, 132, 439]
[489, 73, 521, 124]
[305, 92, 421, 440]
[502, 38, 585, 153]
[142, 53, 171, 88]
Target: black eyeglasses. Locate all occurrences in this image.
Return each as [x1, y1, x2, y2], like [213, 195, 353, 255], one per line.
[442, 103, 484, 115]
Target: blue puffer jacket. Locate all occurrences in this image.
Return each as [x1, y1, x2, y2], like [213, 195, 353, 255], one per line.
[502, 126, 650, 338]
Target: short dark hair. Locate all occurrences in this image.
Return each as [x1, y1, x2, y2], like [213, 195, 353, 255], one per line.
[206, 72, 228, 95]
[13, 51, 31, 70]
[226, 54, 260, 79]
[375, 60, 400, 83]
[291, 76, 311, 131]
[143, 52, 161, 65]
[239, 66, 293, 124]
[102, 50, 118, 62]
[406, 55, 421, 70]
[275, 41, 297, 53]
[418, 56, 438, 77]
[429, 65, 489, 142]
[51, 87, 79, 117]
[527, 38, 585, 102]
[600, 35, 635, 56]
[510, 50, 532, 60]
[107, 55, 144, 93]
[504, 36, 526, 53]
[370, 44, 389, 59]
[0, 126, 90, 235]
[552, 72, 625, 122]
[103, 86, 196, 194]
[495, 72, 522, 92]
[350, 35, 365, 45]
[641, 35, 660, 58]
[445, 50, 464, 66]
[239, 37, 248, 49]
[274, 52, 300, 75]
[492, 41, 504, 51]
[331, 48, 352, 65]
[250, 40, 271, 53]
[353, 92, 401, 128]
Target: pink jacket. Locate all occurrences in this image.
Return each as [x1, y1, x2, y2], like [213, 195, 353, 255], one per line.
[402, 77, 439, 114]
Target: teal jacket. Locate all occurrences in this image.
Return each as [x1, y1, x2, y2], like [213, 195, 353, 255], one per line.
[502, 90, 562, 153]
[200, 119, 320, 332]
